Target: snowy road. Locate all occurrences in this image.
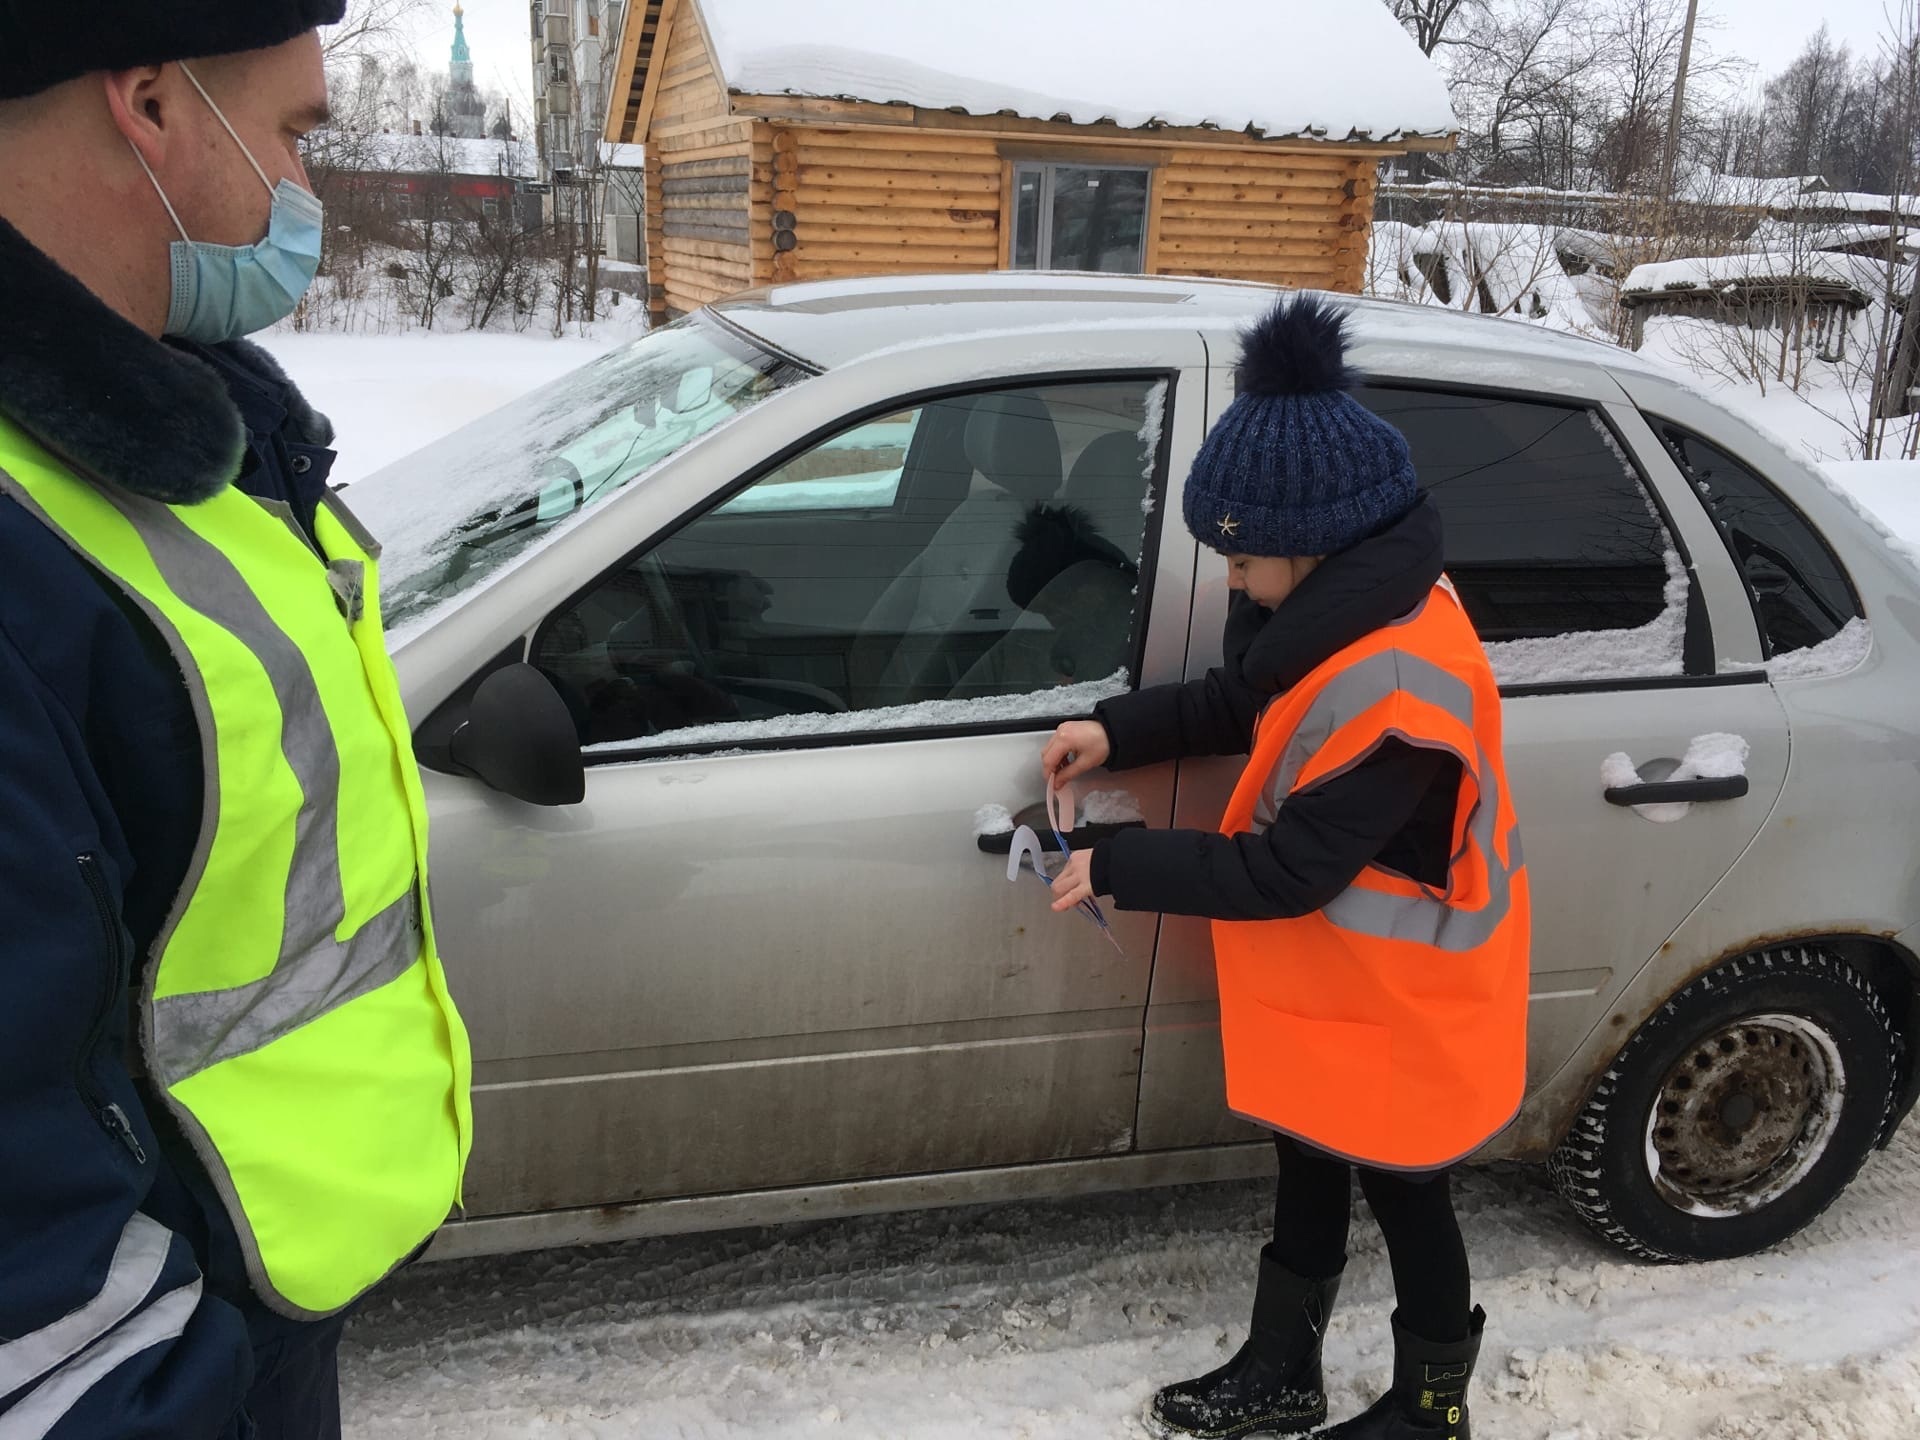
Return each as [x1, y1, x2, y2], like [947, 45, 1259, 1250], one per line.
[341, 1124, 1920, 1439]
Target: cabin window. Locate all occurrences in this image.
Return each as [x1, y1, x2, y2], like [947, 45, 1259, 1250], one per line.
[1010, 163, 1150, 274]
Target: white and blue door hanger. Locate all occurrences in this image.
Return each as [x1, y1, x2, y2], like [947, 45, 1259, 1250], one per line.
[1005, 781, 1123, 953]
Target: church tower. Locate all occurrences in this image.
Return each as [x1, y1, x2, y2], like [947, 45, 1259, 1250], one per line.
[446, 3, 488, 140]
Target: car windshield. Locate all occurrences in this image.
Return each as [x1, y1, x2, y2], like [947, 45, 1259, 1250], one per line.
[349, 314, 813, 631]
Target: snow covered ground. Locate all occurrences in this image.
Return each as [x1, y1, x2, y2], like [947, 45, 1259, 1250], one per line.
[340, 1127, 1920, 1438]
[256, 322, 1920, 1439]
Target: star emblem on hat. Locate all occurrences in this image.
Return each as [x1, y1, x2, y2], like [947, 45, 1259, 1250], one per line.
[1218, 515, 1241, 538]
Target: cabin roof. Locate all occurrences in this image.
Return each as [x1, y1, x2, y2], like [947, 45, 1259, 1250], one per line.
[617, 0, 1456, 146]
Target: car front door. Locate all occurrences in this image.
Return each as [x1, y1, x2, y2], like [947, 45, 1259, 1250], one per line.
[1134, 373, 1791, 1156]
[426, 360, 1209, 1218]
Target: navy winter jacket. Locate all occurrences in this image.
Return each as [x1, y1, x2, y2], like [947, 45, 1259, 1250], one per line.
[1, 215, 340, 1437]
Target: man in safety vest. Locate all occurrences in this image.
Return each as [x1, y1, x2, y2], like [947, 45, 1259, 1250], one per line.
[1045, 295, 1529, 1440]
[0, 6, 471, 1437]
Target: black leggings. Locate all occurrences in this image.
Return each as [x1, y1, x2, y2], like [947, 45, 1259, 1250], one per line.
[1268, 1135, 1471, 1343]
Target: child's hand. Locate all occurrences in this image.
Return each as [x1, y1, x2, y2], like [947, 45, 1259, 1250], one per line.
[1049, 849, 1098, 913]
[1042, 721, 1110, 787]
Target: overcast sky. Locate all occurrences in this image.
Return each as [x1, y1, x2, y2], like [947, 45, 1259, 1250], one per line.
[374, 0, 1912, 135]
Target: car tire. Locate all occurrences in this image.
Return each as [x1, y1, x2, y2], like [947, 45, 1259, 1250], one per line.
[1548, 946, 1899, 1262]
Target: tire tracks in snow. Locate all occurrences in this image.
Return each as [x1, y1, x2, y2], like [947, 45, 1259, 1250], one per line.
[341, 1127, 1920, 1438]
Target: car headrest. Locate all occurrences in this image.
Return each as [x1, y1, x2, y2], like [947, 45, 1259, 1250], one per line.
[963, 392, 1063, 501]
[1064, 430, 1151, 507]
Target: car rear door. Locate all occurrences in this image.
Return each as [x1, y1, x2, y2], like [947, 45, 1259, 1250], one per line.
[1133, 364, 1790, 1155]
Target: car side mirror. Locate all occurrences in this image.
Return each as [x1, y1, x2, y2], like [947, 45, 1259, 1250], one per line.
[448, 663, 586, 806]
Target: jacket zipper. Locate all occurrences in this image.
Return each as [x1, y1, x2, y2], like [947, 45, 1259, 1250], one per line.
[76, 854, 148, 1166]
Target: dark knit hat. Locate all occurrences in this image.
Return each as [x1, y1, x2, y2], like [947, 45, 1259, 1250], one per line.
[1007, 503, 1136, 610]
[0, 0, 347, 101]
[1183, 294, 1420, 558]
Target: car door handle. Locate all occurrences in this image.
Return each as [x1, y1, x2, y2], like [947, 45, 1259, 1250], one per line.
[976, 820, 1145, 854]
[1604, 776, 1751, 807]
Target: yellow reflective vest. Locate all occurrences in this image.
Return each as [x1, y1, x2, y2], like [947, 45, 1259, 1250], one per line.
[0, 417, 471, 1320]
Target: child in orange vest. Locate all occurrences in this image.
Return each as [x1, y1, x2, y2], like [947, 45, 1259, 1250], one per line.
[1044, 294, 1529, 1440]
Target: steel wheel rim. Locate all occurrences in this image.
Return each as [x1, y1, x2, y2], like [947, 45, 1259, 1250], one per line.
[1643, 1012, 1846, 1219]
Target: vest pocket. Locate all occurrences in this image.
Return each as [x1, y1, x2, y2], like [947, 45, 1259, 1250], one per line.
[75, 854, 148, 1166]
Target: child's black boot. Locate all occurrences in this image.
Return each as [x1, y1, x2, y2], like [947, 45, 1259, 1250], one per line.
[1319, 1306, 1485, 1439]
[1148, 1247, 1340, 1438]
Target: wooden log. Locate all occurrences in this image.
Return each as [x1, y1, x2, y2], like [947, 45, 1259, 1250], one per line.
[793, 207, 998, 231]
[793, 240, 1002, 265]
[660, 154, 752, 180]
[1157, 199, 1348, 224]
[792, 126, 1002, 158]
[663, 218, 751, 244]
[787, 258, 997, 282]
[1159, 155, 1359, 182]
[1157, 237, 1349, 260]
[791, 179, 1001, 207]
[662, 234, 765, 264]
[653, 115, 754, 145]
[661, 175, 751, 199]
[798, 222, 1002, 247]
[664, 193, 750, 218]
[1158, 217, 1351, 241]
[737, 95, 918, 126]
[792, 147, 1005, 177]
[655, 136, 753, 166]
[774, 230, 798, 253]
[663, 252, 752, 287]
[1158, 180, 1347, 206]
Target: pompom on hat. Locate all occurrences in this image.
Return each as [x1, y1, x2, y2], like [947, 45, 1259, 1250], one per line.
[1182, 293, 1420, 558]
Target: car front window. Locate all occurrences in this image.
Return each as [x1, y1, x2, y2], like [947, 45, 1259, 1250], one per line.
[350, 315, 813, 632]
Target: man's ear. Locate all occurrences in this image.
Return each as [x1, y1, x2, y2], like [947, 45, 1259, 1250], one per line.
[102, 66, 173, 171]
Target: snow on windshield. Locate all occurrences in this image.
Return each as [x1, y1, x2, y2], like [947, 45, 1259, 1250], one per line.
[350, 316, 806, 630]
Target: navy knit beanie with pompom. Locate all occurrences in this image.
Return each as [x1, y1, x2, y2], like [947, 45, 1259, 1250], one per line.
[1183, 293, 1419, 558]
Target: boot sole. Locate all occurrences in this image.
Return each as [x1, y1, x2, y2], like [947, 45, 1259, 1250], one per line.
[1142, 1398, 1327, 1440]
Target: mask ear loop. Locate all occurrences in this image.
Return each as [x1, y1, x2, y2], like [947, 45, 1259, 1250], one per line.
[127, 142, 192, 243]
[178, 62, 280, 199]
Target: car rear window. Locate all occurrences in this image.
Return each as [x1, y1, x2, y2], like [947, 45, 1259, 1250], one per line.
[1355, 385, 1694, 687]
[1655, 421, 1861, 659]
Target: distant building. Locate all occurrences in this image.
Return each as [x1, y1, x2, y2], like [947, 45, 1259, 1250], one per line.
[311, 131, 541, 233]
[530, 0, 644, 263]
[445, 3, 488, 141]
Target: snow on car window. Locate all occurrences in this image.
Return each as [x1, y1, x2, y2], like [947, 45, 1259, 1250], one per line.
[1751, 616, 1874, 681]
[351, 315, 811, 630]
[583, 670, 1131, 758]
[1483, 543, 1690, 688]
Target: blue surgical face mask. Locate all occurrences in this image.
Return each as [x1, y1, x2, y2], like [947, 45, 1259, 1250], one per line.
[130, 64, 324, 344]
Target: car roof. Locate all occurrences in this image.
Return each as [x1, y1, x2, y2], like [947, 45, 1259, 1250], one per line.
[708, 271, 1671, 387]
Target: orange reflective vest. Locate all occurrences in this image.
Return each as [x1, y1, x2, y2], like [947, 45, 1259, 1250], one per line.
[1215, 580, 1530, 1171]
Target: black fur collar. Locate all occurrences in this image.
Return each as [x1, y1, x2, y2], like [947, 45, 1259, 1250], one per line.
[0, 212, 245, 503]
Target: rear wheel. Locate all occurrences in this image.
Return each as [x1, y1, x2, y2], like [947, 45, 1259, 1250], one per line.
[1548, 946, 1898, 1261]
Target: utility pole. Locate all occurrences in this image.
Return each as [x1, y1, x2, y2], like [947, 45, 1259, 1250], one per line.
[1658, 0, 1703, 206]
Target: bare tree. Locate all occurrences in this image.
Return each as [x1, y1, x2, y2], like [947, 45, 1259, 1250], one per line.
[1390, 0, 1489, 56]
[321, 0, 434, 63]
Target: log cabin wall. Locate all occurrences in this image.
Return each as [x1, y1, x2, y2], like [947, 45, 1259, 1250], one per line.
[1151, 148, 1378, 293]
[646, 3, 760, 319]
[768, 126, 1006, 285]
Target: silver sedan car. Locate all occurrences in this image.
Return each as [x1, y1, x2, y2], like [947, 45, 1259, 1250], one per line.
[350, 273, 1920, 1267]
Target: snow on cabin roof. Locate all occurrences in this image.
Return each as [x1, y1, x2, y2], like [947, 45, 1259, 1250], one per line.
[1621, 250, 1900, 301]
[690, 0, 1458, 143]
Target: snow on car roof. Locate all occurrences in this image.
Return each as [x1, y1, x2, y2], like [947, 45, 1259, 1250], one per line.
[696, 0, 1457, 143]
[709, 271, 1668, 383]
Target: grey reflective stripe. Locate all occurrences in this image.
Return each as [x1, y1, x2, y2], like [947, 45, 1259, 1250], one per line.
[1321, 743, 1524, 953]
[0, 1214, 171, 1399]
[88, 489, 419, 1087]
[1254, 650, 1476, 831]
[1249, 646, 1519, 953]
[153, 890, 420, 1081]
[1, 1280, 201, 1440]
